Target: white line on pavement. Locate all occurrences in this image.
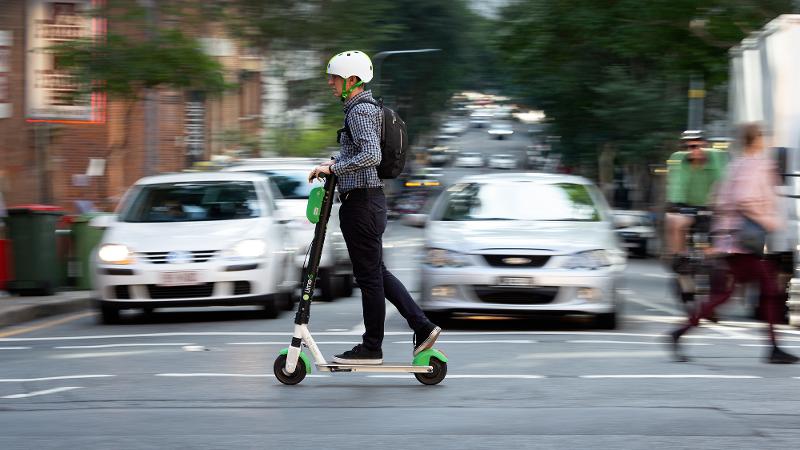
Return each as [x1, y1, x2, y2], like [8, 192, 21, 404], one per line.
[739, 344, 800, 348]
[567, 340, 711, 346]
[392, 340, 537, 344]
[619, 289, 683, 316]
[54, 343, 193, 349]
[155, 373, 330, 378]
[581, 374, 762, 379]
[51, 350, 169, 359]
[227, 341, 360, 346]
[518, 351, 666, 360]
[4, 330, 795, 342]
[2, 386, 83, 399]
[0, 347, 31, 350]
[0, 375, 114, 382]
[367, 374, 546, 379]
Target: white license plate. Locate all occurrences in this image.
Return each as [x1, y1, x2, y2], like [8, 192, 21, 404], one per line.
[497, 276, 535, 287]
[158, 271, 201, 286]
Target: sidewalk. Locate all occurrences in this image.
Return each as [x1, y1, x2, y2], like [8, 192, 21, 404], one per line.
[0, 290, 93, 329]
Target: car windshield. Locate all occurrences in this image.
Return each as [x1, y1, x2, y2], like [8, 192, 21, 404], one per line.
[434, 181, 601, 222]
[246, 169, 313, 199]
[120, 181, 262, 223]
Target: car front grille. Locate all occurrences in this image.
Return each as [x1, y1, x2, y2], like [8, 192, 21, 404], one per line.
[114, 285, 131, 299]
[138, 250, 219, 264]
[146, 283, 215, 299]
[482, 254, 550, 268]
[473, 286, 559, 305]
[233, 281, 252, 296]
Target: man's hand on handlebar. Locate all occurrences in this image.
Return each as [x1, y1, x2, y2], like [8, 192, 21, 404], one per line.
[308, 164, 332, 183]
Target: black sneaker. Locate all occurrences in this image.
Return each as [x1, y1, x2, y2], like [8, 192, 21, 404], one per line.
[332, 344, 383, 365]
[413, 324, 442, 356]
[767, 346, 799, 364]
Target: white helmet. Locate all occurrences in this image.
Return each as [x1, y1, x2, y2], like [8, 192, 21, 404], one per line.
[326, 50, 373, 83]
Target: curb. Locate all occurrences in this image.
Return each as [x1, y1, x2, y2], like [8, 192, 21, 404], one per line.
[0, 292, 93, 329]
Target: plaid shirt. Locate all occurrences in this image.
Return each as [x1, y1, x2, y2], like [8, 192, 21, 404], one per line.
[331, 90, 383, 194]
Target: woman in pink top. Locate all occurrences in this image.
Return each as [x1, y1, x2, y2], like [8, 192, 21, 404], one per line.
[668, 123, 798, 364]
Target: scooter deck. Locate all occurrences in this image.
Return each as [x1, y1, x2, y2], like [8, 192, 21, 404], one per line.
[317, 363, 433, 373]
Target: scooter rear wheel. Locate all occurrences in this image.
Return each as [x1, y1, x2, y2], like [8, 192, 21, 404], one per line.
[274, 354, 307, 385]
[414, 358, 447, 385]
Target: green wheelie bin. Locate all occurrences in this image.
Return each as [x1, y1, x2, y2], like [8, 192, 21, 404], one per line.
[5, 204, 64, 296]
[71, 213, 109, 290]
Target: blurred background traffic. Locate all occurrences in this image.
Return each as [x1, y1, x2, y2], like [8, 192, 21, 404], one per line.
[1, 0, 799, 326]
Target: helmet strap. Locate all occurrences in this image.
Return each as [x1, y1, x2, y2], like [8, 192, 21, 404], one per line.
[341, 80, 364, 102]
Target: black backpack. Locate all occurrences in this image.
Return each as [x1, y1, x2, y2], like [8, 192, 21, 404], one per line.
[339, 98, 408, 179]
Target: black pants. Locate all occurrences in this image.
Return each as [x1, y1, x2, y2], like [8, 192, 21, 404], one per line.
[339, 188, 429, 351]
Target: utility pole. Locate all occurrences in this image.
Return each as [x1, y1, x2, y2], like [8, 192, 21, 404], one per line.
[687, 75, 705, 131]
[139, 0, 159, 175]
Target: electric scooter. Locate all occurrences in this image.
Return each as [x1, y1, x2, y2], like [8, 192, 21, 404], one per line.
[273, 173, 448, 385]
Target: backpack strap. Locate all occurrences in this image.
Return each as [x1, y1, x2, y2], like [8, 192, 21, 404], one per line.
[337, 97, 382, 144]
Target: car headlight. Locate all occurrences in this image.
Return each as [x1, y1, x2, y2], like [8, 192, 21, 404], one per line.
[227, 239, 267, 259]
[426, 248, 472, 268]
[98, 244, 134, 265]
[562, 250, 612, 270]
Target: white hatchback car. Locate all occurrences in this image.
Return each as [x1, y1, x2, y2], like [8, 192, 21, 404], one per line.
[454, 152, 485, 168]
[416, 173, 626, 328]
[92, 172, 298, 323]
[224, 159, 353, 301]
[488, 153, 518, 170]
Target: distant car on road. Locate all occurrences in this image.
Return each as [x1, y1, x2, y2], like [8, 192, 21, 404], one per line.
[413, 173, 626, 328]
[454, 152, 485, 168]
[470, 111, 493, 128]
[427, 146, 452, 167]
[612, 210, 658, 258]
[92, 172, 299, 323]
[488, 153, 517, 170]
[224, 159, 353, 301]
[441, 120, 468, 136]
[488, 122, 515, 140]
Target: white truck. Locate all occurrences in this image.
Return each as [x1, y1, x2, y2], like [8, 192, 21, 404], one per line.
[728, 14, 800, 325]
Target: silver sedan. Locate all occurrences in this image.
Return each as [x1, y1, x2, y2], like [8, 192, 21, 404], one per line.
[412, 173, 626, 328]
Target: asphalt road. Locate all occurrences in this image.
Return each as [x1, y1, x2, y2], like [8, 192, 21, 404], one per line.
[2, 130, 799, 449]
[1, 222, 800, 449]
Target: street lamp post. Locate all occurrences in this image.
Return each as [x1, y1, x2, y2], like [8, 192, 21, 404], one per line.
[371, 49, 441, 98]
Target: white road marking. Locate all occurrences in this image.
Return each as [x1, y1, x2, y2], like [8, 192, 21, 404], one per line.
[0, 346, 31, 350]
[228, 341, 360, 346]
[518, 351, 666, 360]
[619, 289, 683, 315]
[705, 324, 754, 340]
[54, 343, 193, 349]
[740, 344, 800, 348]
[567, 340, 711, 346]
[4, 330, 795, 342]
[155, 373, 330, 378]
[2, 386, 83, 399]
[581, 374, 762, 379]
[641, 273, 673, 279]
[0, 375, 114, 382]
[392, 340, 537, 344]
[367, 374, 546, 379]
[51, 350, 169, 359]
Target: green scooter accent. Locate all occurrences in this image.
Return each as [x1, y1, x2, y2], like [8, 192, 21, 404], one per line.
[412, 348, 448, 367]
[306, 186, 325, 224]
[280, 348, 312, 373]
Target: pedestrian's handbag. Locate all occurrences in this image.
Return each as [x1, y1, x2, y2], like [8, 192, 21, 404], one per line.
[736, 215, 767, 256]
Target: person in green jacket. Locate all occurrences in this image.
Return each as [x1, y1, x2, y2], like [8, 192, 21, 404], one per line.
[665, 130, 727, 267]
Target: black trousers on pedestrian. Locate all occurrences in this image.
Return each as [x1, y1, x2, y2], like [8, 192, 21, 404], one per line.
[339, 188, 429, 351]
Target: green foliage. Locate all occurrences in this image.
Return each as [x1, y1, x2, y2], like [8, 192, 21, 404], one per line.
[50, 2, 228, 100]
[495, 0, 793, 166]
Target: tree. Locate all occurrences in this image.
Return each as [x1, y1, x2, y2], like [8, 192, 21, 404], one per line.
[495, 0, 794, 172]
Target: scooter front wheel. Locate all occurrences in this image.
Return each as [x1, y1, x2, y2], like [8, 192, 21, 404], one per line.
[274, 354, 307, 385]
[414, 358, 447, 385]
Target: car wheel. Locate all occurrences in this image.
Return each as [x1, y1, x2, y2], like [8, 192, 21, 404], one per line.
[260, 298, 280, 319]
[595, 312, 617, 330]
[318, 268, 336, 302]
[279, 291, 296, 311]
[337, 274, 354, 298]
[98, 303, 121, 325]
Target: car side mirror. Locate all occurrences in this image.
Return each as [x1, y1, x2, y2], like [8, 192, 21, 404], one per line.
[89, 214, 117, 229]
[401, 214, 428, 228]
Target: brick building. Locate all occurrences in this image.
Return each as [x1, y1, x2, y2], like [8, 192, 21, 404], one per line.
[0, 0, 263, 212]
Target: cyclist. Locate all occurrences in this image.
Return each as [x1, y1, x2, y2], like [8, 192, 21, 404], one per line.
[665, 130, 727, 272]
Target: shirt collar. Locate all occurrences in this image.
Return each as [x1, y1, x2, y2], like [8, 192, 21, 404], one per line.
[343, 90, 374, 114]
